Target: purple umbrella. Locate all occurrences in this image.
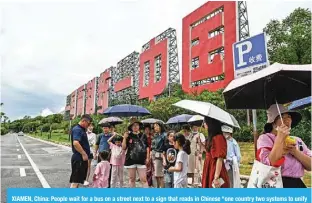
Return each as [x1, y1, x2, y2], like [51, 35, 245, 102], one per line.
[103, 104, 151, 117]
[166, 114, 193, 125]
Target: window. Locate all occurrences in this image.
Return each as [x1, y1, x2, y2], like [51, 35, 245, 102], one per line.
[208, 47, 224, 64]
[191, 73, 225, 87]
[154, 55, 162, 82]
[144, 61, 150, 86]
[191, 56, 199, 69]
[209, 26, 224, 38]
[191, 7, 224, 28]
[191, 38, 199, 47]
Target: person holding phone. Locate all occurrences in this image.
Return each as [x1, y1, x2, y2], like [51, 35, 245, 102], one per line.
[202, 117, 230, 188]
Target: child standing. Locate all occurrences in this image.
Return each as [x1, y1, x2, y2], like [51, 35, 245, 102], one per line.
[108, 134, 125, 188]
[90, 151, 111, 188]
[168, 133, 191, 188]
[163, 131, 177, 188]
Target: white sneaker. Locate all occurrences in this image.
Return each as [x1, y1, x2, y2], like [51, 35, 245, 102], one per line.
[83, 181, 89, 186]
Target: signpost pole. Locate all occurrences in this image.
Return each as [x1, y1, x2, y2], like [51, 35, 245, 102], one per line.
[233, 33, 268, 159]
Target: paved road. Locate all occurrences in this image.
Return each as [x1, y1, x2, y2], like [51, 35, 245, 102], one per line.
[1, 133, 144, 203]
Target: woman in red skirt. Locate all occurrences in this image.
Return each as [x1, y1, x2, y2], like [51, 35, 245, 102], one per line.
[202, 117, 230, 188]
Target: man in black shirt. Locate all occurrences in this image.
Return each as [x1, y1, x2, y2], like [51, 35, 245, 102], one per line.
[70, 115, 92, 188]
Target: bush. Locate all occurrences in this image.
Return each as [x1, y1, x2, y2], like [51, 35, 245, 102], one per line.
[233, 125, 253, 142]
[1, 126, 9, 135]
[41, 124, 51, 132]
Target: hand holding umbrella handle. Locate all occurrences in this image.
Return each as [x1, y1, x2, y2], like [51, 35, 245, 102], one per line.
[275, 100, 284, 125]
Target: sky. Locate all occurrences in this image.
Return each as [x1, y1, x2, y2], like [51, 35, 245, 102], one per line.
[0, 0, 311, 120]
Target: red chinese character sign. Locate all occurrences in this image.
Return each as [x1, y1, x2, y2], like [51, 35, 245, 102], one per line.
[139, 28, 179, 100]
[85, 77, 98, 115]
[182, 1, 238, 93]
[97, 69, 112, 114]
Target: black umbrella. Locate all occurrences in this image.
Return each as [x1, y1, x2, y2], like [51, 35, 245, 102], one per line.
[102, 104, 151, 117]
[223, 63, 311, 109]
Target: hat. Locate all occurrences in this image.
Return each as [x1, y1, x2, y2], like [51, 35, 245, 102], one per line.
[128, 118, 143, 131]
[100, 122, 111, 128]
[221, 125, 233, 133]
[264, 104, 302, 132]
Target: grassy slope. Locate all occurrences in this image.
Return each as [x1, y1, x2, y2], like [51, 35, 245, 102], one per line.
[28, 133, 311, 187]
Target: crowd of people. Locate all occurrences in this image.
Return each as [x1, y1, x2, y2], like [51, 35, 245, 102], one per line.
[69, 103, 311, 188]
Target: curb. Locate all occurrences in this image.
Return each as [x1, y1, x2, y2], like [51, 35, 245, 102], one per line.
[25, 134, 72, 152]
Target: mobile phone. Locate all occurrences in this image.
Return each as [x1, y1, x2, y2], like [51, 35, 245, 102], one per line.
[212, 178, 224, 188]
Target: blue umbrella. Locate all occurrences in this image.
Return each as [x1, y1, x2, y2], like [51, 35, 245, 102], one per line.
[288, 96, 311, 110]
[166, 114, 193, 125]
[103, 104, 151, 117]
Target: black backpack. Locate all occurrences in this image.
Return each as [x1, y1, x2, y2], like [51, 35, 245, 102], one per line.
[129, 133, 147, 162]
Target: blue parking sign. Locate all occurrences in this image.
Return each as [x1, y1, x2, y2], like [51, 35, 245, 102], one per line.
[233, 33, 269, 78]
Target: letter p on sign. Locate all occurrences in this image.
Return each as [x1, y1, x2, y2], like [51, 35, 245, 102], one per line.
[236, 41, 252, 68]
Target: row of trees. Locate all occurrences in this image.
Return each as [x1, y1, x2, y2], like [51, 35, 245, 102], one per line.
[4, 84, 311, 147]
[2, 8, 311, 146]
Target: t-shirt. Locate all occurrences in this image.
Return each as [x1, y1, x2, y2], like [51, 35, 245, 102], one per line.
[163, 141, 176, 170]
[96, 133, 112, 152]
[71, 124, 90, 161]
[110, 143, 126, 166]
[174, 150, 188, 185]
[91, 160, 111, 188]
[125, 132, 148, 166]
[87, 132, 96, 150]
[151, 132, 166, 152]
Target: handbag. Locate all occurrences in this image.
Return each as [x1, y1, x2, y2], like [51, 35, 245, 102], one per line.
[247, 134, 283, 188]
[247, 160, 283, 188]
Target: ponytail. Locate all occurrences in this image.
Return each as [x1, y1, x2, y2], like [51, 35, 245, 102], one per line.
[183, 139, 191, 155]
[174, 133, 191, 155]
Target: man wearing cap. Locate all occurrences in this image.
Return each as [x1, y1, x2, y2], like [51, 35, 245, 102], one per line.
[222, 125, 241, 188]
[69, 114, 93, 188]
[94, 122, 113, 187]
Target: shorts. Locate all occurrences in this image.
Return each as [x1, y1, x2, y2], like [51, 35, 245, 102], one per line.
[69, 159, 88, 184]
[124, 164, 146, 169]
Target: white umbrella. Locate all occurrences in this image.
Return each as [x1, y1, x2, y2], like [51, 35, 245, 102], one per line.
[188, 115, 204, 123]
[99, 117, 123, 125]
[173, 100, 240, 128]
[141, 118, 164, 124]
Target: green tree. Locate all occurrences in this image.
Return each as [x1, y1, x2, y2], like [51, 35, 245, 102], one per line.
[264, 8, 311, 64]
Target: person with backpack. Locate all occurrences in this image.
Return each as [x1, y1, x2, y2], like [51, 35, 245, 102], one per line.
[94, 122, 112, 187]
[122, 118, 149, 188]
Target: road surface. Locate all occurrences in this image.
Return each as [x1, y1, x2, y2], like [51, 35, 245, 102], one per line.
[1, 133, 143, 203]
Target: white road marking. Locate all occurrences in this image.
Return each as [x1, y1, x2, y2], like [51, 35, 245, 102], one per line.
[18, 155, 21, 159]
[20, 168, 26, 177]
[17, 136, 50, 188]
[17, 149, 20, 152]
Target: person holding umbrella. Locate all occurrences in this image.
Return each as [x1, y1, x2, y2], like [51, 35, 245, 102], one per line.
[151, 121, 167, 188]
[202, 117, 230, 188]
[257, 104, 311, 188]
[122, 118, 149, 188]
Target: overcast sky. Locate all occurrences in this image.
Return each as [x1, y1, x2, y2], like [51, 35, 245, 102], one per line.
[1, 0, 311, 120]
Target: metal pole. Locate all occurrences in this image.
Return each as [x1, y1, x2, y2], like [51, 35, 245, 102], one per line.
[247, 109, 250, 126]
[68, 119, 72, 141]
[252, 109, 258, 157]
